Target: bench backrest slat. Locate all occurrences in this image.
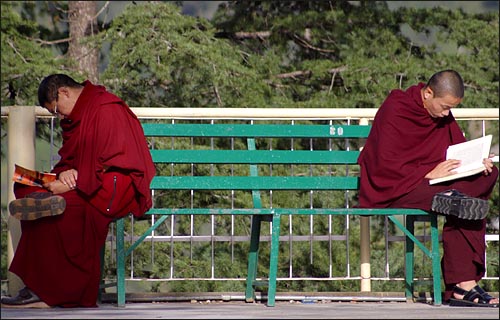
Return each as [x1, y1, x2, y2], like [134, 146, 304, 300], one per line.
[150, 150, 360, 164]
[151, 176, 359, 190]
[143, 123, 371, 138]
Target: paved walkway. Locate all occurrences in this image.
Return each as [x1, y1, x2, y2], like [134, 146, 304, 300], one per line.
[2, 299, 499, 319]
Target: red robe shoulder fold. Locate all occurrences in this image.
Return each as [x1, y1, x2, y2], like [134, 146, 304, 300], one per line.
[52, 81, 155, 216]
[357, 83, 466, 208]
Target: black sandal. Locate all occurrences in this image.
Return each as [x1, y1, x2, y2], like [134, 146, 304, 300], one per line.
[449, 285, 499, 308]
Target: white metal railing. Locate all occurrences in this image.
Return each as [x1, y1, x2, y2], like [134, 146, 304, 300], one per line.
[2, 106, 499, 119]
[2, 106, 498, 295]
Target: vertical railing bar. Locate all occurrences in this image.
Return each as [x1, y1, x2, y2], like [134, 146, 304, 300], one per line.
[345, 118, 351, 279]
[309, 135, 314, 265]
[169, 118, 175, 280]
[231, 136, 235, 264]
[384, 216, 389, 278]
[49, 116, 56, 169]
[289, 119, 294, 279]
[190, 131, 195, 263]
[210, 119, 215, 279]
[328, 119, 334, 278]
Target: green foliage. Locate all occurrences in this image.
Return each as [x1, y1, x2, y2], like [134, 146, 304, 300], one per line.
[1, 1, 82, 148]
[394, 7, 499, 109]
[95, 2, 271, 108]
[212, 1, 498, 112]
[0, 1, 68, 106]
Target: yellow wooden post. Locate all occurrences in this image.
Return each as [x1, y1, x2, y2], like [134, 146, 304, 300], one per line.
[7, 106, 36, 295]
[359, 117, 371, 292]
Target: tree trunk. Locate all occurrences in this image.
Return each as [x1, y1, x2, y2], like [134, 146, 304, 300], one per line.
[68, 1, 99, 83]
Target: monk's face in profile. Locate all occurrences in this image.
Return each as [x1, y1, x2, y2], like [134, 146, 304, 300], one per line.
[43, 86, 81, 119]
[422, 88, 462, 118]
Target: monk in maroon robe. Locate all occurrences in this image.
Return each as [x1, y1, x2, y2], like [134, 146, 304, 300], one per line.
[358, 70, 498, 307]
[2, 74, 155, 308]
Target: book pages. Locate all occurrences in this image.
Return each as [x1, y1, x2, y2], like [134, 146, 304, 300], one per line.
[429, 135, 492, 185]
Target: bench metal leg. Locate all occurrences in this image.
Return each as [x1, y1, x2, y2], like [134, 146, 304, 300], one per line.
[245, 215, 263, 303]
[429, 214, 442, 305]
[116, 217, 126, 307]
[98, 245, 106, 304]
[266, 213, 281, 307]
[404, 214, 442, 306]
[405, 216, 415, 302]
[245, 209, 280, 306]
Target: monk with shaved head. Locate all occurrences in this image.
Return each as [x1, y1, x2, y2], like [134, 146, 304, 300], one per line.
[358, 70, 498, 308]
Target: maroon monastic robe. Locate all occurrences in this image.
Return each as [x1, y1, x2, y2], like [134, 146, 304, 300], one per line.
[358, 83, 498, 302]
[10, 81, 155, 307]
[358, 83, 466, 207]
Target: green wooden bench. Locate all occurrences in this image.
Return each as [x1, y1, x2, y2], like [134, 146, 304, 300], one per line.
[103, 123, 442, 307]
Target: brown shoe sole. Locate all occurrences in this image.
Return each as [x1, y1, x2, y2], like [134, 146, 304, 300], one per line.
[9, 196, 66, 221]
[0, 301, 51, 308]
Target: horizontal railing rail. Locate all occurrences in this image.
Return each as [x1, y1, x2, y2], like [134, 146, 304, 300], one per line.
[2, 106, 500, 120]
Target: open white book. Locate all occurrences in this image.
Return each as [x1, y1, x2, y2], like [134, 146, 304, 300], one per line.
[429, 135, 493, 185]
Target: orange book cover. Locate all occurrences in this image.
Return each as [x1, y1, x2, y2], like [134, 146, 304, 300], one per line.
[12, 164, 56, 187]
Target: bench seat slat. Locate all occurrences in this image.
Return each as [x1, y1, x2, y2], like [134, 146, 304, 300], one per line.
[150, 176, 359, 190]
[150, 150, 360, 164]
[146, 208, 428, 216]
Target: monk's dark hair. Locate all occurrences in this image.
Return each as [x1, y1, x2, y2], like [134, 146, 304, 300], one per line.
[425, 69, 464, 99]
[38, 74, 84, 107]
